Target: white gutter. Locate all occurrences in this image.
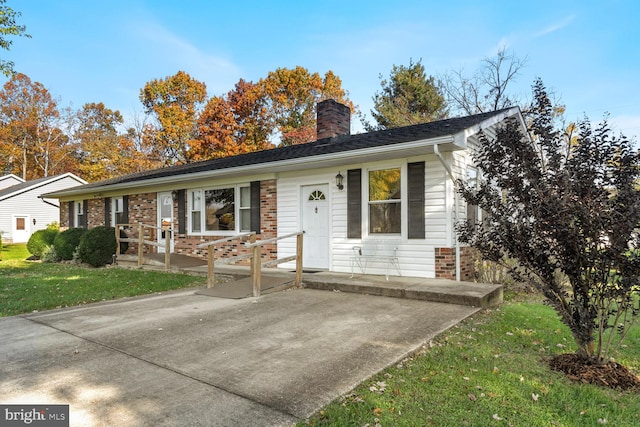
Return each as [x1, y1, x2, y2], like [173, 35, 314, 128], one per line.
[434, 143, 460, 282]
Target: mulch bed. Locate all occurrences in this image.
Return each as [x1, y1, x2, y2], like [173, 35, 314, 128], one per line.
[549, 353, 640, 391]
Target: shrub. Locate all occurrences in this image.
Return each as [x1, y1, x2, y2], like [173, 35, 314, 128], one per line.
[77, 226, 118, 267]
[41, 245, 60, 263]
[26, 228, 60, 258]
[458, 79, 640, 363]
[54, 228, 87, 260]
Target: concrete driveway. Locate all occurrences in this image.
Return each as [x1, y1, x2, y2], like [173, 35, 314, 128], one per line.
[1, 288, 479, 426]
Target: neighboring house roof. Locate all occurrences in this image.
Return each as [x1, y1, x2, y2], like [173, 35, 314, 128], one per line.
[46, 107, 522, 198]
[0, 173, 25, 183]
[0, 174, 25, 189]
[0, 173, 87, 201]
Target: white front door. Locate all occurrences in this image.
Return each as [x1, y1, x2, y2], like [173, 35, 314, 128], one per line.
[302, 184, 329, 269]
[11, 215, 30, 243]
[157, 192, 174, 253]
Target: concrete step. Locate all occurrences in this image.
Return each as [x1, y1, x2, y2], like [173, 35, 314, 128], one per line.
[301, 272, 503, 308]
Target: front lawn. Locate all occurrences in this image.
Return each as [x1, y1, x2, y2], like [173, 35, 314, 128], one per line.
[0, 243, 206, 317]
[299, 294, 640, 426]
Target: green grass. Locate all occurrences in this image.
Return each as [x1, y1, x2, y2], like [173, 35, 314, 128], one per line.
[0, 243, 207, 317]
[3, 243, 639, 425]
[299, 293, 640, 427]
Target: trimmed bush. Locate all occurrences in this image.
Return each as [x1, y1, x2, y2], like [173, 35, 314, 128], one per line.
[26, 228, 60, 258]
[41, 245, 60, 263]
[77, 226, 117, 267]
[53, 227, 87, 260]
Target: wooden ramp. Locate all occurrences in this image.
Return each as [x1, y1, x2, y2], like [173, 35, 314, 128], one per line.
[195, 275, 295, 299]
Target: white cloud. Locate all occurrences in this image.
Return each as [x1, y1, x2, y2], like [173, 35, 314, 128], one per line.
[129, 19, 241, 94]
[534, 15, 575, 38]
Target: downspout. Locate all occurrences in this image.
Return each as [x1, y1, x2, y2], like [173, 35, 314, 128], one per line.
[434, 144, 460, 281]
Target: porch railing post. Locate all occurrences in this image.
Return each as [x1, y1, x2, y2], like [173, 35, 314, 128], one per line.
[137, 223, 144, 267]
[207, 247, 215, 288]
[164, 230, 170, 271]
[295, 232, 303, 287]
[249, 234, 256, 280]
[252, 244, 261, 297]
[115, 225, 120, 257]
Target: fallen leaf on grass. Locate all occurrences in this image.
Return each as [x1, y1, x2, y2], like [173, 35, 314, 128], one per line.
[493, 413, 503, 421]
[468, 393, 477, 401]
[532, 393, 539, 402]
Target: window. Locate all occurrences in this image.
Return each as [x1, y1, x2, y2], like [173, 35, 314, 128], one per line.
[369, 168, 401, 234]
[75, 201, 85, 228]
[189, 186, 250, 234]
[190, 191, 202, 232]
[112, 197, 126, 225]
[308, 190, 326, 201]
[15, 217, 25, 231]
[238, 186, 251, 232]
[466, 167, 479, 227]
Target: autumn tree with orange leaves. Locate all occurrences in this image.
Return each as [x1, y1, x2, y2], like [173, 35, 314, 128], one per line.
[260, 67, 355, 145]
[0, 73, 71, 179]
[196, 79, 274, 159]
[71, 102, 155, 181]
[140, 70, 207, 165]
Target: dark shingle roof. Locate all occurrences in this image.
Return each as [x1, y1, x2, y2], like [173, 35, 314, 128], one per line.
[71, 108, 514, 191]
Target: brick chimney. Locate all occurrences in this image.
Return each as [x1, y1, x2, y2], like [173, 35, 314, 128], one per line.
[316, 99, 351, 140]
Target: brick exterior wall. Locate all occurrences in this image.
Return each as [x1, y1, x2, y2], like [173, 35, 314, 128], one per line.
[435, 246, 476, 281]
[60, 203, 69, 230]
[58, 182, 279, 263]
[87, 199, 104, 229]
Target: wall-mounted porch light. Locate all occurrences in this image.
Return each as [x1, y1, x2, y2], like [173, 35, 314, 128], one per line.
[336, 171, 344, 190]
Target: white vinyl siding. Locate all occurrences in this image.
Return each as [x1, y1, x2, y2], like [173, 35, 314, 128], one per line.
[276, 155, 455, 279]
[0, 175, 84, 242]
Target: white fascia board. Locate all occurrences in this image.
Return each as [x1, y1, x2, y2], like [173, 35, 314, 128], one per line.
[50, 135, 457, 199]
[453, 107, 522, 148]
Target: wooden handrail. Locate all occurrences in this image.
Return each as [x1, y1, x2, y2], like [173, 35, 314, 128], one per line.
[115, 224, 304, 296]
[197, 232, 255, 248]
[115, 222, 172, 271]
[249, 231, 304, 297]
[202, 232, 256, 288]
[244, 231, 302, 248]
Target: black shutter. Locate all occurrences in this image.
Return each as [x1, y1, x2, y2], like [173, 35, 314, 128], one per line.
[104, 198, 111, 226]
[408, 161, 425, 239]
[347, 169, 362, 239]
[250, 181, 261, 234]
[122, 195, 129, 224]
[68, 201, 74, 227]
[177, 189, 186, 234]
[82, 200, 89, 228]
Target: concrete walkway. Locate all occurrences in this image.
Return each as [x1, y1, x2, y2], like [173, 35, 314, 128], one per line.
[1, 288, 480, 426]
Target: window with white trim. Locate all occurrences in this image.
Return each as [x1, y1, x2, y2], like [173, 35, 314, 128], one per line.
[466, 167, 480, 227]
[189, 185, 250, 234]
[368, 167, 401, 234]
[75, 201, 85, 228]
[112, 197, 126, 226]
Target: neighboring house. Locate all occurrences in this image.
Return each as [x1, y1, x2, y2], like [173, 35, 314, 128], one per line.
[0, 173, 87, 243]
[44, 100, 527, 281]
[0, 174, 24, 190]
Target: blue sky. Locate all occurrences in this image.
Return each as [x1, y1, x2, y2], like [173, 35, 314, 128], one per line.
[6, 1, 640, 138]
